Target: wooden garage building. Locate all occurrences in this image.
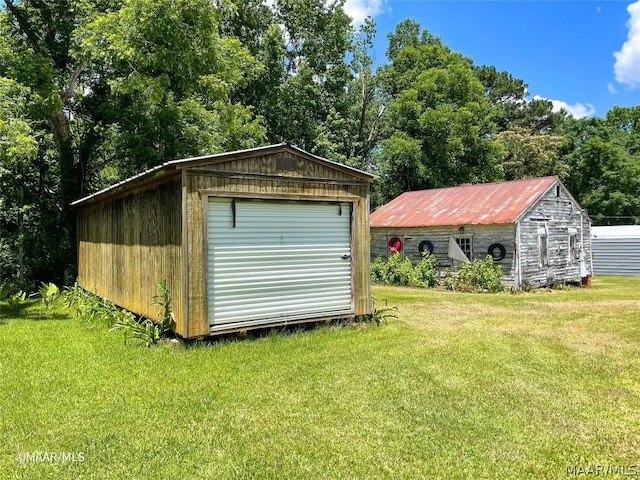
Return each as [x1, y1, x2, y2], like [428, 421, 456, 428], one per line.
[72, 144, 375, 338]
[370, 177, 592, 289]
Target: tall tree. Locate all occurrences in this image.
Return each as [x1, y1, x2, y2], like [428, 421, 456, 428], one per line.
[0, 77, 38, 284]
[228, 0, 353, 151]
[0, 0, 266, 284]
[1, 0, 96, 282]
[559, 111, 640, 225]
[475, 65, 565, 133]
[314, 17, 384, 170]
[375, 20, 504, 201]
[78, 0, 265, 177]
[496, 128, 567, 181]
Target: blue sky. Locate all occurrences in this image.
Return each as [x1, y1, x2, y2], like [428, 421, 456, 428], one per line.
[344, 1, 640, 118]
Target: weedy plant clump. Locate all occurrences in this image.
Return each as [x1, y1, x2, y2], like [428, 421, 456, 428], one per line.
[110, 280, 175, 347]
[371, 252, 438, 288]
[39, 282, 59, 310]
[444, 256, 503, 293]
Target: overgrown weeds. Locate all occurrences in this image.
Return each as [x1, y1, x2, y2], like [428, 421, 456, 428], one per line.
[358, 298, 398, 325]
[63, 283, 120, 327]
[371, 252, 438, 288]
[110, 280, 175, 347]
[444, 256, 503, 292]
[39, 281, 59, 310]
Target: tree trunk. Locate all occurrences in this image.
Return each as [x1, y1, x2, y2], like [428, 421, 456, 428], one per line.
[48, 109, 79, 281]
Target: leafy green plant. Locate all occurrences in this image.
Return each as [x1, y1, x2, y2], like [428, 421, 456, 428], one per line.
[444, 256, 503, 293]
[359, 298, 398, 326]
[152, 280, 176, 334]
[63, 284, 124, 327]
[411, 252, 439, 287]
[110, 281, 176, 347]
[4, 290, 28, 313]
[370, 257, 386, 284]
[370, 252, 438, 288]
[110, 312, 163, 347]
[39, 282, 59, 310]
[0, 282, 17, 301]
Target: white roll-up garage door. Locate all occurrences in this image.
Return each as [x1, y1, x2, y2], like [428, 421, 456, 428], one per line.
[207, 198, 353, 329]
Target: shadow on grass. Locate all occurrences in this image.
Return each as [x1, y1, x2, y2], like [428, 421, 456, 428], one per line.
[0, 300, 70, 322]
[183, 317, 369, 348]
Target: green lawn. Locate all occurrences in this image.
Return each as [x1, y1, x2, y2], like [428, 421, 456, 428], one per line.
[1, 277, 639, 479]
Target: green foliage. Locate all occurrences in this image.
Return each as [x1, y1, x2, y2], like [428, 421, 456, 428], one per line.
[444, 256, 503, 293]
[558, 110, 640, 225]
[110, 281, 175, 346]
[38, 281, 59, 309]
[152, 280, 176, 334]
[475, 65, 565, 133]
[63, 283, 133, 328]
[357, 298, 398, 326]
[371, 252, 438, 288]
[63, 282, 174, 346]
[376, 20, 505, 200]
[0, 281, 20, 301]
[3, 289, 28, 313]
[497, 128, 568, 181]
[110, 315, 163, 348]
[413, 251, 439, 288]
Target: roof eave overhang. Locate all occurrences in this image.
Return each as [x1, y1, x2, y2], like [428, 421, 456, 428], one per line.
[370, 221, 516, 229]
[71, 143, 377, 208]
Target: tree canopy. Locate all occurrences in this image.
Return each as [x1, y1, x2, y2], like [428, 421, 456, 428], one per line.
[0, 1, 638, 286]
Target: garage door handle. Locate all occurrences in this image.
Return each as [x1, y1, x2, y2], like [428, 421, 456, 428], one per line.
[340, 254, 351, 260]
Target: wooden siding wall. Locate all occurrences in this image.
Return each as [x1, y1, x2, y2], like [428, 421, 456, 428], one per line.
[518, 185, 592, 286]
[184, 151, 372, 336]
[77, 176, 184, 331]
[371, 225, 517, 285]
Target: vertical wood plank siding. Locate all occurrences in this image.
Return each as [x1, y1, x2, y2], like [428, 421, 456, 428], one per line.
[184, 152, 372, 336]
[77, 176, 184, 333]
[76, 148, 372, 338]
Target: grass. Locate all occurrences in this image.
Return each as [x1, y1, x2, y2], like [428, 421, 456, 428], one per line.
[0, 277, 639, 479]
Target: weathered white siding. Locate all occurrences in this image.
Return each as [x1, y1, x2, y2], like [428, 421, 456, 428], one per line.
[371, 224, 517, 285]
[517, 183, 592, 287]
[371, 181, 592, 289]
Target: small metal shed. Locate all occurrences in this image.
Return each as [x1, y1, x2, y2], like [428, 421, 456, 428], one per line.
[72, 144, 375, 337]
[370, 177, 592, 289]
[591, 225, 640, 276]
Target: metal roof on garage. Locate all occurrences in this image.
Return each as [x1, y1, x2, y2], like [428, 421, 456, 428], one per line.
[370, 176, 559, 228]
[71, 143, 375, 207]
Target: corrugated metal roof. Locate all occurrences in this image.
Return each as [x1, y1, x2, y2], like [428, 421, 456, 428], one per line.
[370, 176, 559, 227]
[72, 143, 375, 207]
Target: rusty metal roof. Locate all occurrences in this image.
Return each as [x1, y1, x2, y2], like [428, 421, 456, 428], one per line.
[370, 176, 559, 227]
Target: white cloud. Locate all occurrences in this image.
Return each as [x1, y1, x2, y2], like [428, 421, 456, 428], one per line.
[608, 82, 617, 94]
[344, 0, 387, 26]
[613, 1, 640, 89]
[532, 95, 596, 118]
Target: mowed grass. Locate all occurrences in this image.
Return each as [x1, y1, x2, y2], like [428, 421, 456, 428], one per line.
[0, 277, 639, 479]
